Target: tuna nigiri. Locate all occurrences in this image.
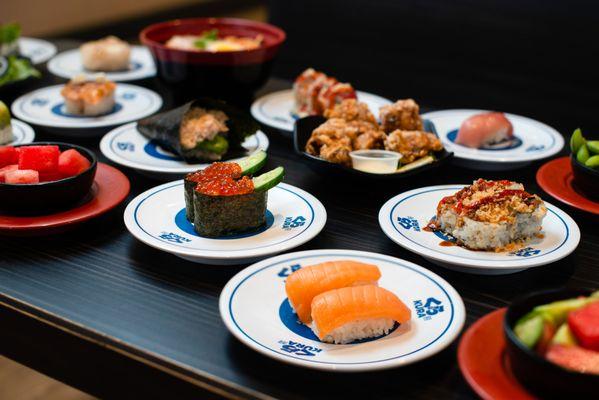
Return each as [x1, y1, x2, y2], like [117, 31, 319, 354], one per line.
[455, 112, 514, 149]
[285, 260, 381, 324]
[310, 285, 412, 344]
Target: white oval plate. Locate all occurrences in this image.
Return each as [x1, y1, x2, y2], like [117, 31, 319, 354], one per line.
[421, 109, 564, 168]
[18, 37, 57, 64]
[124, 181, 327, 265]
[48, 46, 156, 81]
[11, 84, 162, 130]
[251, 89, 392, 132]
[379, 185, 580, 275]
[219, 249, 466, 372]
[5, 119, 35, 145]
[100, 122, 270, 175]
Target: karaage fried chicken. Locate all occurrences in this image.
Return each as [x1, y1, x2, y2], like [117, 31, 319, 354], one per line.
[379, 99, 424, 132]
[385, 130, 443, 163]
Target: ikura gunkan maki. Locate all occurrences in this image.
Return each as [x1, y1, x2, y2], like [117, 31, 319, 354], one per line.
[183, 151, 284, 237]
[137, 98, 260, 163]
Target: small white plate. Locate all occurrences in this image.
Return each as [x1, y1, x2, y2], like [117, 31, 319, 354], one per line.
[11, 84, 162, 132]
[379, 185, 580, 275]
[48, 46, 156, 81]
[18, 37, 57, 64]
[124, 181, 327, 265]
[251, 89, 392, 132]
[421, 109, 564, 170]
[219, 249, 466, 372]
[4, 119, 35, 145]
[100, 123, 270, 176]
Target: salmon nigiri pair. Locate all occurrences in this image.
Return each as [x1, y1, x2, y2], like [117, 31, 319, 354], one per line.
[284, 260, 411, 344]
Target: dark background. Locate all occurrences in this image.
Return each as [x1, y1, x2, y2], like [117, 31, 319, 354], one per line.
[268, 0, 599, 135]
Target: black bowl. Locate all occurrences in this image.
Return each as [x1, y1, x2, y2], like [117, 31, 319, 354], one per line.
[504, 288, 599, 398]
[0, 142, 97, 215]
[571, 155, 599, 199]
[293, 116, 453, 180]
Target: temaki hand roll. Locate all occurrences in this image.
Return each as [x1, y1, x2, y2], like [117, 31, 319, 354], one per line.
[137, 98, 260, 163]
[183, 151, 284, 237]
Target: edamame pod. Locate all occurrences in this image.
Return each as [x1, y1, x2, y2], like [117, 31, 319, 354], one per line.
[570, 128, 585, 153]
[577, 144, 590, 164]
[585, 155, 599, 168]
[587, 140, 599, 155]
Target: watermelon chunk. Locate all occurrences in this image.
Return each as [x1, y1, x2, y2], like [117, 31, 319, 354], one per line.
[18, 145, 60, 173]
[58, 149, 91, 177]
[546, 344, 599, 375]
[4, 169, 39, 184]
[0, 146, 18, 168]
[568, 301, 599, 351]
[0, 164, 18, 183]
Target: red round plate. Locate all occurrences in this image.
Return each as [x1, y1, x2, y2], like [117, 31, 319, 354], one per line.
[0, 163, 130, 235]
[536, 157, 599, 215]
[458, 308, 536, 400]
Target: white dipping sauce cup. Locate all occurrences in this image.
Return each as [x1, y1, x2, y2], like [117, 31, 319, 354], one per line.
[349, 150, 401, 174]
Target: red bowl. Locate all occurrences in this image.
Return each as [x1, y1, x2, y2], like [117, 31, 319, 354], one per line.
[140, 18, 286, 103]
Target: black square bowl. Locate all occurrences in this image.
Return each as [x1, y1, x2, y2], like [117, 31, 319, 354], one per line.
[293, 116, 453, 180]
[0, 142, 97, 215]
[504, 288, 599, 398]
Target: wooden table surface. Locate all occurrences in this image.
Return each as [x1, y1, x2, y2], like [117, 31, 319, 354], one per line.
[1, 39, 597, 400]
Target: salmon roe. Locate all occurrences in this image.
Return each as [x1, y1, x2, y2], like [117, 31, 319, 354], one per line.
[191, 162, 254, 196]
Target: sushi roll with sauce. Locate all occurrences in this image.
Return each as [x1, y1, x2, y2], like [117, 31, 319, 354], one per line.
[285, 260, 381, 324]
[0, 100, 13, 145]
[455, 112, 514, 148]
[80, 36, 131, 72]
[293, 68, 357, 117]
[184, 151, 283, 237]
[138, 98, 259, 163]
[310, 285, 411, 344]
[60, 74, 116, 116]
[429, 179, 547, 251]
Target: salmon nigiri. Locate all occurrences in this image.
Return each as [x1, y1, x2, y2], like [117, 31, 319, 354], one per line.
[285, 260, 381, 324]
[455, 112, 513, 148]
[310, 285, 411, 344]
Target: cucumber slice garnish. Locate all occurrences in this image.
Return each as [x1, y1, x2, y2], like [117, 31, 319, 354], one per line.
[253, 166, 284, 192]
[514, 313, 544, 348]
[238, 150, 267, 175]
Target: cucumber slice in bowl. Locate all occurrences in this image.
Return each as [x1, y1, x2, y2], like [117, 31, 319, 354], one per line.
[253, 166, 284, 192]
[238, 150, 267, 176]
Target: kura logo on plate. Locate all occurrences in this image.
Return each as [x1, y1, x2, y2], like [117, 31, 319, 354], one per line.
[413, 297, 444, 321]
[283, 216, 306, 230]
[159, 231, 191, 243]
[509, 246, 541, 257]
[277, 264, 301, 278]
[278, 340, 322, 357]
[397, 216, 420, 231]
[117, 141, 135, 152]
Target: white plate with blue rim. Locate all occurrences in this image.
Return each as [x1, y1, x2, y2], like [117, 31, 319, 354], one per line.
[11, 84, 162, 134]
[4, 119, 35, 145]
[100, 122, 270, 177]
[379, 185, 580, 275]
[124, 181, 327, 265]
[219, 249, 466, 372]
[19, 37, 57, 64]
[421, 109, 564, 170]
[47, 46, 156, 81]
[251, 89, 392, 132]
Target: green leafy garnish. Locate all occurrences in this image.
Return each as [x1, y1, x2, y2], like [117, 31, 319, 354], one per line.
[0, 55, 41, 87]
[193, 29, 219, 49]
[0, 23, 21, 44]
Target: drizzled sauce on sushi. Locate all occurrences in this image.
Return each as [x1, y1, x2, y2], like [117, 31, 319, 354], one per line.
[189, 162, 254, 196]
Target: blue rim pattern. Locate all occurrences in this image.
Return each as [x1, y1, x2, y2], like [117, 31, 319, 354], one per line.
[389, 187, 569, 262]
[133, 182, 316, 252]
[228, 253, 456, 365]
[51, 102, 123, 118]
[446, 129, 523, 151]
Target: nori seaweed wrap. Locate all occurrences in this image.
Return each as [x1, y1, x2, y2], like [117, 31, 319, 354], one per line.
[137, 98, 259, 163]
[193, 191, 267, 237]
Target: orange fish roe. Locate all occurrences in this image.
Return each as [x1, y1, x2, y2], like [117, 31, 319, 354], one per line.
[191, 162, 254, 196]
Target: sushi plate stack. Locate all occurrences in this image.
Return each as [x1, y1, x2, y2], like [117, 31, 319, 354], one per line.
[11, 84, 162, 136]
[124, 181, 327, 265]
[422, 109, 564, 170]
[378, 185, 580, 275]
[219, 249, 466, 372]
